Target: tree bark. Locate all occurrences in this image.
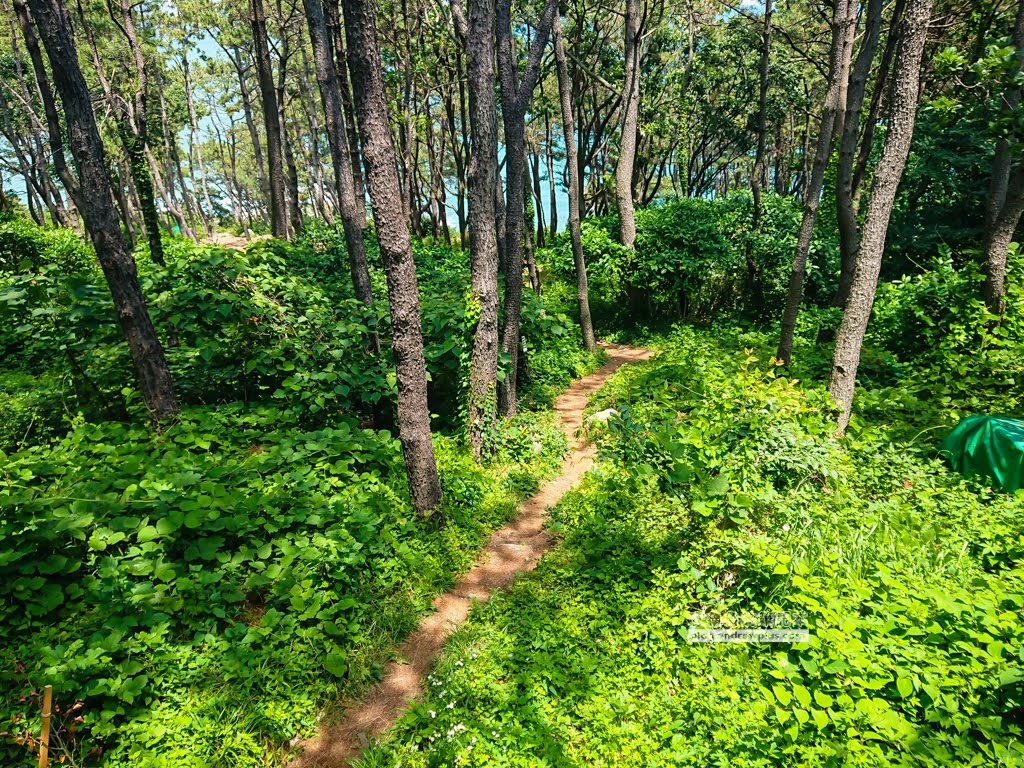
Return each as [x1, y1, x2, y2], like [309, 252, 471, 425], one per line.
[776, 0, 856, 364]
[984, 166, 1024, 315]
[982, 0, 1024, 314]
[342, 0, 442, 516]
[23, 0, 178, 421]
[303, 0, 376, 307]
[250, 0, 290, 238]
[615, 0, 641, 249]
[554, 13, 596, 352]
[833, 0, 884, 308]
[495, 0, 558, 418]
[828, 0, 933, 434]
[459, 0, 501, 456]
[114, 0, 165, 265]
[745, 0, 772, 310]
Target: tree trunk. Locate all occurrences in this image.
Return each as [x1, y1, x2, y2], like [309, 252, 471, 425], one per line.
[615, 0, 641, 249]
[250, 0, 290, 238]
[182, 45, 216, 238]
[983, 166, 1024, 315]
[24, 0, 178, 421]
[227, 45, 270, 212]
[342, 0, 442, 516]
[745, 0, 772, 310]
[115, 0, 164, 265]
[531, 148, 545, 247]
[828, 0, 933, 434]
[463, 0, 501, 456]
[303, 0, 375, 308]
[982, 0, 1024, 314]
[495, 0, 558, 418]
[546, 114, 557, 240]
[554, 13, 596, 352]
[776, 0, 856, 365]
[833, 0, 884, 308]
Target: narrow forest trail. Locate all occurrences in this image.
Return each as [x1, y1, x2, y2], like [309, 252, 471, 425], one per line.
[289, 343, 652, 768]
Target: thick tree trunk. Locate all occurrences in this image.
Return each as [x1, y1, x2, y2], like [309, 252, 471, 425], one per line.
[250, 0, 289, 238]
[24, 0, 178, 421]
[342, 0, 442, 516]
[615, 0, 641, 249]
[833, 0, 884, 308]
[828, 0, 933, 434]
[303, 0, 375, 308]
[554, 13, 596, 352]
[776, 0, 856, 365]
[462, 0, 501, 456]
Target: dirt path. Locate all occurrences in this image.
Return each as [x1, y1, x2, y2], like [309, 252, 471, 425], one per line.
[205, 232, 271, 249]
[289, 344, 652, 767]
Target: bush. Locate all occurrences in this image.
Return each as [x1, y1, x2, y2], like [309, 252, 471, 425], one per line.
[0, 217, 96, 274]
[0, 226, 596, 432]
[863, 245, 1024, 424]
[0, 373, 70, 452]
[538, 195, 838, 330]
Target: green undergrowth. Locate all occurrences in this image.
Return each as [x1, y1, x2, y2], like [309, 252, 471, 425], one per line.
[0, 406, 567, 767]
[0, 221, 599, 767]
[360, 327, 1024, 767]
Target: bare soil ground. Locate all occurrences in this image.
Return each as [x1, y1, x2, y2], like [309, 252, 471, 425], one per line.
[205, 232, 270, 250]
[288, 343, 652, 767]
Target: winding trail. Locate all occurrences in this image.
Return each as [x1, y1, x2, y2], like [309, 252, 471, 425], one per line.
[289, 343, 652, 767]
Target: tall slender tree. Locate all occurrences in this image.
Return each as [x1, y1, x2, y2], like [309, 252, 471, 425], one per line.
[250, 0, 290, 238]
[615, 0, 642, 250]
[554, 12, 596, 353]
[113, 0, 164, 265]
[302, 0, 375, 308]
[453, 0, 501, 457]
[828, 0, 934, 434]
[23, 0, 179, 421]
[745, 0, 772, 309]
[833, 0, 885, 308]
[776, 0, 857, 364]
[342, 0, 442, 514]
[496, 0, 559, 418]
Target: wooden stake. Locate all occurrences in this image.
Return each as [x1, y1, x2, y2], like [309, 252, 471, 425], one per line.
[37, 685, 52, 768]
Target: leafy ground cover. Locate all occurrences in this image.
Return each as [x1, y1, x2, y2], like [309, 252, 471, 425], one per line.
[0, 222, 599, 767]
[359, 326, 1024, 767]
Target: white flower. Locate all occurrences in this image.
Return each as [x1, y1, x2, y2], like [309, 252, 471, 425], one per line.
[782, 524, 791, 532]
[429, 710, 436, 718]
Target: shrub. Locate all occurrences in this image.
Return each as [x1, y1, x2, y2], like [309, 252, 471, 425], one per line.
[0, 217, 96, 274]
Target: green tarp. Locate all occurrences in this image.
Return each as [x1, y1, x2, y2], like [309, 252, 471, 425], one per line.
[941, 415, 1024, 494]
